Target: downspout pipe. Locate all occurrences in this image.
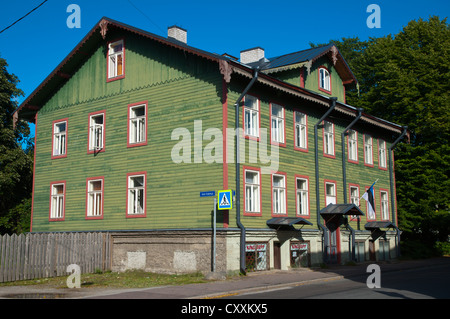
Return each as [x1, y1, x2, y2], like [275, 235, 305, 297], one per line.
[388, 126, 408, 258]
[341, 108, 363, 262]
[235, 68, 259, 275]
[315, 97, 337, 264]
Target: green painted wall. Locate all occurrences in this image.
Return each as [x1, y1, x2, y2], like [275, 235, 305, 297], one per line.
[32, 30, 226, 232]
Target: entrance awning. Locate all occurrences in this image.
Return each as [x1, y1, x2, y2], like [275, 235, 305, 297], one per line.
[364, 221, 398, 241]
[266, 217, 313, 231]
[319, 204, 364, 232]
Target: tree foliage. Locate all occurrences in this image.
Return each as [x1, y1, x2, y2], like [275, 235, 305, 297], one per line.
[315, 16, 450, 247]
[0, 55, 33, 235]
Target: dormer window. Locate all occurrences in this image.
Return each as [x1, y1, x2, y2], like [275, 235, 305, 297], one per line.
[107, 39, 125, 81]
[319, 67, 331, 93]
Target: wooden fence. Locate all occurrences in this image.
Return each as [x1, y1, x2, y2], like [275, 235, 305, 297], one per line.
[0, 232, 111, 283]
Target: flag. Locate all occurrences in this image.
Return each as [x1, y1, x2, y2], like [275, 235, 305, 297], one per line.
[362, 182, 376, 220]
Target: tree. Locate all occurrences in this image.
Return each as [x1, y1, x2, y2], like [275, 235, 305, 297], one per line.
[313, 16, 450, 252]
[0, 55, 34, 235]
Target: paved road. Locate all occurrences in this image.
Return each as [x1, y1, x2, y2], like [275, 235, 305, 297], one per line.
[226, 262, 450, 299]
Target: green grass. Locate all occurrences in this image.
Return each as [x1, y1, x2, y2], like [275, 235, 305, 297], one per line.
[0, 270, 210, 289]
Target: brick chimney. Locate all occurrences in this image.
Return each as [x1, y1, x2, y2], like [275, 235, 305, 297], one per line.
[240, 47, 265, 64]
[168, 26, 187, 44]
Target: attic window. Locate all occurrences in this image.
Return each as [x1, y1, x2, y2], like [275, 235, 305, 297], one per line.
[107, 40, 125, 81]
[319, 67, 331, 93]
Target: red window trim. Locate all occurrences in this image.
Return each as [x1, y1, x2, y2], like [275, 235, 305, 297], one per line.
[51, 118, 68, 159]
[127, 101, 148, 148]
[378, 139, 388, 171]
[271, 171, 288, 217]
[348, 183, 360, 221]
[126, 171, 147, 218]
[49, 180, 66, 222]
[318, 66, 332, 95]
[324, 179, 338, 207]
[269, 102, 286, 148]
[295, 174, 310, 219]
[87, 110, 106, 155]
[106, 38, 126, 82]
[379, 188, 390, 221]
[85, 176, 105, 220]
[323, 120, 336, 159]
[293, 110, 309, 153]
[347, 129, 359, 164]
[243, 166, 262, 216]
[242, 94, 261, 142]
[363, 133, 374, 167]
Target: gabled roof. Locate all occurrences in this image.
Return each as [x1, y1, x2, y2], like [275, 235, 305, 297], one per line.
[247, 44, 358, 86]
[14, 17, 405, 136]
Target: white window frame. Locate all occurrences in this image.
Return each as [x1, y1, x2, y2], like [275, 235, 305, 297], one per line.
[364, 134, 374, 165]
[244, 169, 261, 214]
[89, 113, 104, 152]
[50, 182, 65, 220]
[349, 185, 360, 220]
[380, 190, 389, 220]
[127, 174, 146, 216]
[244, 95, 259, 138]
[296, 177, 309, 216]
[272, 173, 286, 215]
[348, 129, 358, 162]
[325, 181, 337, 206]
[53, 120, 67, 158]
[324, 121, 335, 156]
[128, 103, 147, 146]
[87, 179, 103, 218]
[271, 103, 285, 144]
[319, 67, 331, 92]
[108, 40, 124, 79]
[294, 111, 307, 150]
[379, 139, 387, 169]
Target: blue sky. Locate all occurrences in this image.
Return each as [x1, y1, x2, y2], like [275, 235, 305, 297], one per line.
[1, 0, 448, 137]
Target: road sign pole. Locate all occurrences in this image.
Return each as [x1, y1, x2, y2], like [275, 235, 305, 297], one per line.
[213, 197, 217, 273]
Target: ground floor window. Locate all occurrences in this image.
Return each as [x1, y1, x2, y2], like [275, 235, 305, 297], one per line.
[290, 241, 310, 267]
[245, 242, 268, 272]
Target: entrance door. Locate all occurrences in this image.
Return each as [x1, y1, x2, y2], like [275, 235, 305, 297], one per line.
[326, 228, 341, 264]
[273, 242, 281, 269]
[369, 240, 376, 261]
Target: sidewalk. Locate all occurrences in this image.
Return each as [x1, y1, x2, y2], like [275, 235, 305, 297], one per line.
[0, 257, 448, 299]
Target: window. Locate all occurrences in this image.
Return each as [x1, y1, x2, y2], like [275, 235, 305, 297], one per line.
[380, 190, 389, 220]
[86, 178, 104, 219]
[52, 119, 68, 158]
[244, 167, 261, 215]
[325, 181, 337, 206]
[271, 103, 285, 145]
[379, 139, 387, 169]
[349, 185, 360, 220]
[244, 95, 259, 139]
[128, 102, 147, 147]
[319, 67, 331, 93]
[127, 173, 146, 217]
[107, 40, 124, 80]
[294, 111, 308, 151]
[88, 111, 105, 153]
[272, 173, 287, 215]
[296, 176, 309, 216]
[348, 130, 358, 163]
[323, 121, 335, 157]
[364, 134, 373, 166]
[50, 182, 65, 220]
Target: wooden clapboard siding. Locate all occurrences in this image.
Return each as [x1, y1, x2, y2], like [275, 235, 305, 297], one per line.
[32, 31, 226, 232]
[225, 79, 393, 230]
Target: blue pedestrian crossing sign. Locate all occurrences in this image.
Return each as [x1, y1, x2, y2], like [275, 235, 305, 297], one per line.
[218, 190, 232, 210]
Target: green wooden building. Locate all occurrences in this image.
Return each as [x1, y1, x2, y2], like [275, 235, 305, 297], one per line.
[14, 18, 408, 274]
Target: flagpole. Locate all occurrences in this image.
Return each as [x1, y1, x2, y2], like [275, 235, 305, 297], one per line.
[360, 179, 379, 201]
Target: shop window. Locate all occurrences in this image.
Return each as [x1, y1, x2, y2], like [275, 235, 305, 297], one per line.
[245, 243, 268, 272]
[290, 242, 310, 267]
